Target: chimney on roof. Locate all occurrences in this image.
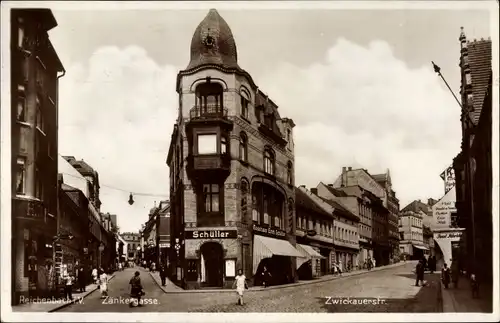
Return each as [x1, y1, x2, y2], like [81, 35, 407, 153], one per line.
[348, 167, 352, 171]
[310, 188, 318, 195]
[299, 185, 306, 189]
[328, 184, 333, 187]
[342, 167, 346, 173]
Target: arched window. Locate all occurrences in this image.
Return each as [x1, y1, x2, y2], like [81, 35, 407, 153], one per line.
[264, 148, 275, 175]
[286, 161, 293, 185]
[239, 132, 248, 162]
[241, 179, 249, 223]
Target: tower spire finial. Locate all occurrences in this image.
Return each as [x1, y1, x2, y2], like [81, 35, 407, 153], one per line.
[459, 26, 466, 40]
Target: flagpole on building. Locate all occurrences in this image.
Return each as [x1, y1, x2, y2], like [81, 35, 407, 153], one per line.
[431, 61, 463, 109]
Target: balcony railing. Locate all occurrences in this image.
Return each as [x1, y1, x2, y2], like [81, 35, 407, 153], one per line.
[189, 104, 228, 120]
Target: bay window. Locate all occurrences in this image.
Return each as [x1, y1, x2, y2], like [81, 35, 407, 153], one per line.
[197, 134, 217, 155]
[251, 182, 284, 228]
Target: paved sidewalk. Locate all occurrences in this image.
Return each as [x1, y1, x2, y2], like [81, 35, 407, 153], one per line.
[441, 278, 493, 312]
[12, 274, 115, 312]
[150, 261, 413, 294]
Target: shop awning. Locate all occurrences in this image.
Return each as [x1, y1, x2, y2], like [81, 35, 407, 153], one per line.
[253, 235, 304, 274]
[295, 244, 326, 269]
[413, 244, 429, 250]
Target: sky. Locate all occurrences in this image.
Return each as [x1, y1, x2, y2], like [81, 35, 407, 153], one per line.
[26, 2, 493, 233]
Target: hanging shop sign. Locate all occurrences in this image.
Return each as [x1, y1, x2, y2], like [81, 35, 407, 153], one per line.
[435, 231, 463, 239]
[252, 224, 286, 239]
[185, 229, 238, 239]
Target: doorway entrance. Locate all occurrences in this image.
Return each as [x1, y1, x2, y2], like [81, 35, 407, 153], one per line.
[200, 242, 224, 287]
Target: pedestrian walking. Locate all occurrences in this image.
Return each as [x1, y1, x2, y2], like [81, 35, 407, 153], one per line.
[470, 273, 480, 298]
[63, 273, 74, 301]
[232, 269, 248, 305]
[261, 266, 271, 288]
[372, 258, 376, 268]
[99, 269, 109, 298]
[441, 263, 451, 289]
[77, 266, 86, 292]
[92, 267, 98, 285]
[159, 264, 167, 286]
[415, 259, 425, 286]
[118, 262, 123, 271]
[151, 262, 156, 273]
[129, 271, 144, 307]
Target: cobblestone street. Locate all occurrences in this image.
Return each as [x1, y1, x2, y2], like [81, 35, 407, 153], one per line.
[58, 263, 441, 313]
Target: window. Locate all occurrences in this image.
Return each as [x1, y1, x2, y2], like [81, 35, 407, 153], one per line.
[465, 73, 472, 85]
[286, 161, 293, 185]
[264, 148, 275, 175]
[252, 193, 259, 222]
[467, 94, 474, 107]
[241, 180, 248, 222]
[221, 136, 228, 154]
[202, 184, 219, 212]
[17, 95, 26, 121]
[195, 83, 223, 112]
[197, 134, 217, 155]
[36, 97, 44, 131]
[18, 24, 25, 48]
[263, 195, 269, 225]
[287, 129, 291, 143]
[16, 157, 26, 195]
[241, 96, 249, 119]
[35, 168, 43, 199]
[239, 132, 248, 162]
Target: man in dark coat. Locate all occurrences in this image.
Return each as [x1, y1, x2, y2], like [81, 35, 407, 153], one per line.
[159, 264, 167, 286]
[415, 259, 425, 286]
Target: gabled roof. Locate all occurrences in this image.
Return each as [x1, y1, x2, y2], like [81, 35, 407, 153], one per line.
[319, 197, 360, 222]
[295, 188, 332, 218]
[466, 39, 492, 125]
[401, 200, 431, 215]
[320, 182, 348, 197]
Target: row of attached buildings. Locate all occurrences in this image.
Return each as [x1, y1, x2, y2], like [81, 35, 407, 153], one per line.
[10, 9, 117, 304]
[160, 9, 403, 289]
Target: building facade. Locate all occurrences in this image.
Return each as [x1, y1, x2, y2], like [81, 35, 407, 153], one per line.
[157, 201, 171, 266]
[11, 9, 65, 304]
[399, 200, 430, 259]
[331, 167, 391, 265]
[453, 29, 493, 285]
[167, 9, 299, 289]
[316, 182, 372, 267]
[143, 204, 159, 265]
[295, 187, 335, 279]
[122, 232, 141, 262]
[371, 170, 400, 262]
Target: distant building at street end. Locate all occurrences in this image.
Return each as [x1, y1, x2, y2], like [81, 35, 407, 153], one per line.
[314, 182, 374, 267]
[330, 167, 392, 266]
[400, 200, 431, 260]
[122, 232, 141, 262]
[167, 9, 298, 289]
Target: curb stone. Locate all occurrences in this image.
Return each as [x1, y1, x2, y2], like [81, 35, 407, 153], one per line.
[153, 262, 410, 294]
[48, 274, 116, 312]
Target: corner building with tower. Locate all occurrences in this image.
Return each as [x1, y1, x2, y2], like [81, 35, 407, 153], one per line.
[167, 9, 299, 289]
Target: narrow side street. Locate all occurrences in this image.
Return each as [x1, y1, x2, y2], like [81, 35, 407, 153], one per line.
[58, 263, 441, 313]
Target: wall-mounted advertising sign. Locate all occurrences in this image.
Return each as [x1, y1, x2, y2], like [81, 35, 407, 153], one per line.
[185, 230, 237, 239]
[440, 165, 456, 194]
[252, 224, 286, 239]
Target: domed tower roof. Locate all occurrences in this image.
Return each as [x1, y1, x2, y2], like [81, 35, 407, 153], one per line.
[186, 9, 240, 71]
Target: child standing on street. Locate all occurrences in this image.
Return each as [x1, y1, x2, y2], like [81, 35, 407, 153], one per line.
[232, 269, 248, 305]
